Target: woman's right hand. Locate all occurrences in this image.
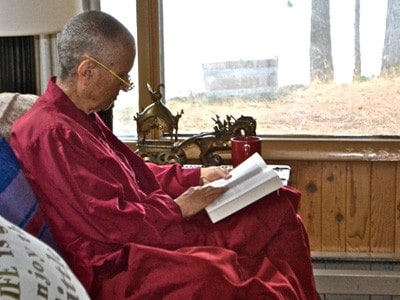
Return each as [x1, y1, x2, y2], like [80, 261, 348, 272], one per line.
[174, 185, 228, 219]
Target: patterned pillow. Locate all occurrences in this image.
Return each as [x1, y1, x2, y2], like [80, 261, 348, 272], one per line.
[0, 215, 90, 299]
[0, 136, 58, 250]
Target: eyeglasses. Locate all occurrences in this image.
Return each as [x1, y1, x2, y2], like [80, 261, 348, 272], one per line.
[85, 55, 134, 91]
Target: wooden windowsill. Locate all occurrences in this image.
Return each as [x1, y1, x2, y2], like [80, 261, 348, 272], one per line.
[124, 135, 400, 162]
[261, 136, 400, 161]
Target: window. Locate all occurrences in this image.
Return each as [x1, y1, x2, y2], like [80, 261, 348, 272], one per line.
[100, 0, 138, 138]
[106, 0, 398, 138]
[162, 0, 396, 136]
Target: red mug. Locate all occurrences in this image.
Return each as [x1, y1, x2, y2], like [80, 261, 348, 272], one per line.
[230, 136, 262, 167]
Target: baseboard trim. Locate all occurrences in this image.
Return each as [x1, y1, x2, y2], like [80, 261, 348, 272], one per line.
[314, 268, 400, 295]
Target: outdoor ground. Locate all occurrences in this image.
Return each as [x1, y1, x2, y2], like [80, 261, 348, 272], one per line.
[166, 77, 400, 136]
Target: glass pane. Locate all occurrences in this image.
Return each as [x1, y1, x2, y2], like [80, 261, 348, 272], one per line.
[100, 0, 138, 138]
[163, 0, 396, 136]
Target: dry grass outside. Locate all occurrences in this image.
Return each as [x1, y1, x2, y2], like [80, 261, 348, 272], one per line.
[165, 77, 400, 136]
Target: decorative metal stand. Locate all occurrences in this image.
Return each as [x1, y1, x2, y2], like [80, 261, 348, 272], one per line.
[134, 83, 257, 166]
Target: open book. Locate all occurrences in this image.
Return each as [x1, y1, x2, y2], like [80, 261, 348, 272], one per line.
[204, 152, 283, 223]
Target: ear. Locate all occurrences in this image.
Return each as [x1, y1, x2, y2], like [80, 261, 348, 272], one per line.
[76, 58, 95, 87]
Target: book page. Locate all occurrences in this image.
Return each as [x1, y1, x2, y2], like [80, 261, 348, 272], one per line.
[205, 152, 266, 188]
[206, 166, 279, 211]
[202, 153, 286, 223]
[207, 175, 283, 223]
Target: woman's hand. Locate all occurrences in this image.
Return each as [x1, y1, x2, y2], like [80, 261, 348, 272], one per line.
[199, 166, 232, 185]
[175, 185, 228, 218]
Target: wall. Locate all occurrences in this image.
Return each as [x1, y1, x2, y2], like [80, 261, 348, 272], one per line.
[264, 137, 400, 254]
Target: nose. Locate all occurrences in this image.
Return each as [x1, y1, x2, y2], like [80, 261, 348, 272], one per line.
[120, 84, 129, 92]
[120, 75, 134, 92]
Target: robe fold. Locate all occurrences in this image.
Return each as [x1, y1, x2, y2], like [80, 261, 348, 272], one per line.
[11, 77, 319, 299]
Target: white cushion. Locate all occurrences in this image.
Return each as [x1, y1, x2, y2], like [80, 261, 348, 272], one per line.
[0, 215, 90, 299]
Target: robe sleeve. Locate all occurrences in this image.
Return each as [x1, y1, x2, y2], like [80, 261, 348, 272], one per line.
[145, 162, 200, 198]
[97, 116, 201, 199]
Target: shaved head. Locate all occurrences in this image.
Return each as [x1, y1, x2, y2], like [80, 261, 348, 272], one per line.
[57, 10, 135, 79]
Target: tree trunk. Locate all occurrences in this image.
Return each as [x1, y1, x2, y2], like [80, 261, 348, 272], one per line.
[381, 0, 400, 77]
[353, 0, 361, 80]
[310, 0, 334, 83]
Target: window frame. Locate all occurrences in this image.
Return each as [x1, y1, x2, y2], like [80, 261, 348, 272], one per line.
[133, 0, 400, 162]
[136, 0, 163, 114]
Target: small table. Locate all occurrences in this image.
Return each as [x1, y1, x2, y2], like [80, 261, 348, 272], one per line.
[269, 165, 291, 185]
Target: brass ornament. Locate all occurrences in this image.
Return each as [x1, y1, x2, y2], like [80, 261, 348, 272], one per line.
[134, 83, 256, 166]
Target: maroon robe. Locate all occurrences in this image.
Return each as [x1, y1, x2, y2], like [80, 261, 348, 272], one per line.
[11, 77, 319, 299]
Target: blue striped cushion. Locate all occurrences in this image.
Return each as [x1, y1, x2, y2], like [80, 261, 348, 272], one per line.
[0, 137, 58, 250]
